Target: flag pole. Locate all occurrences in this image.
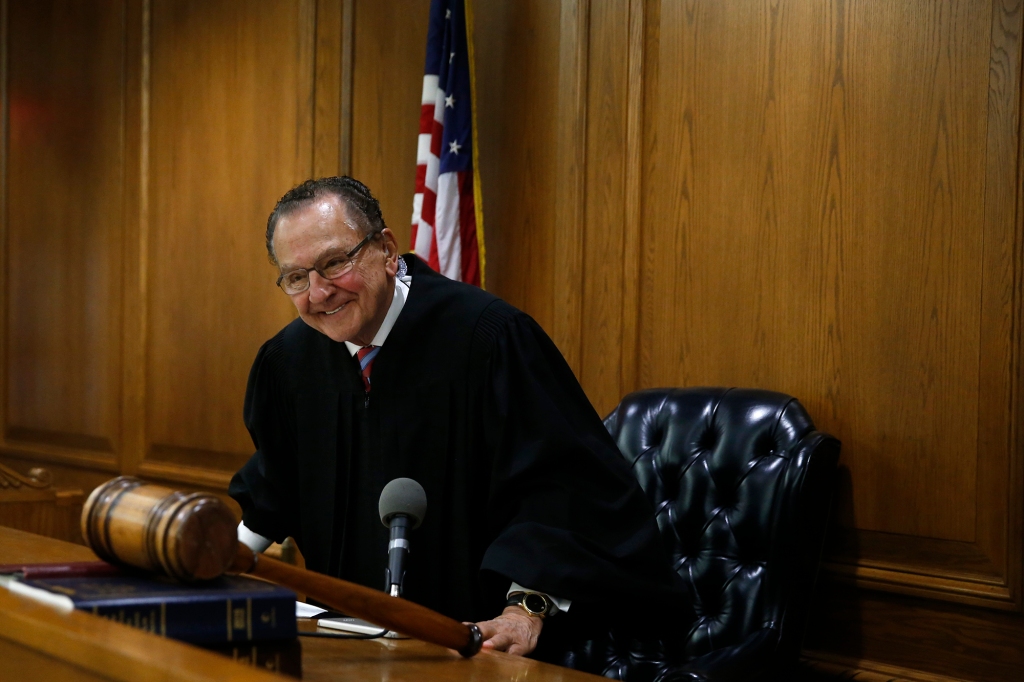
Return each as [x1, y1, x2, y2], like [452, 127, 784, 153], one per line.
[464, 0, 486, 289]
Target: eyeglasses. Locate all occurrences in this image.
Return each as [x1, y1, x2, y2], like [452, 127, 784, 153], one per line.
[276, 231, 379, 295]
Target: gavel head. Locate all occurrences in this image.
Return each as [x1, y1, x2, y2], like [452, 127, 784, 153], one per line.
[81, 476, 238, 581]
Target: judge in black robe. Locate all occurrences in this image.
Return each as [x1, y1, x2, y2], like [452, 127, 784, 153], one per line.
[229, 177, 683, 657]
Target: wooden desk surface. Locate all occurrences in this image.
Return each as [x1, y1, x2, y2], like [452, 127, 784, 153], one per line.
[0, 526, 600, 681]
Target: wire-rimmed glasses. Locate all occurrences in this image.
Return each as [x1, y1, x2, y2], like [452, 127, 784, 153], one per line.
[276, 231, 379, 294]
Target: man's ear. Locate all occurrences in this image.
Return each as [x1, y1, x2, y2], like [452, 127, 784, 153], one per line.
[380, 228, 400, 276]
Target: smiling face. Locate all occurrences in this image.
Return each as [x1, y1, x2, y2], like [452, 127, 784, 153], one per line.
[272, 194, 399, 345]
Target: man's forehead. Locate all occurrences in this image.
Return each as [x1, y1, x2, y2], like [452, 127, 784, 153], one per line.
[288, 195, 358, 230]
[274, 196, 363, 264]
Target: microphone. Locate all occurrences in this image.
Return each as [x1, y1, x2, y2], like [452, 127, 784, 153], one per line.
[378, 478, 427, 597]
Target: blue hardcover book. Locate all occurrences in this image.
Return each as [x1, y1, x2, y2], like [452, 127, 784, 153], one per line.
[24, 574, 297, 644]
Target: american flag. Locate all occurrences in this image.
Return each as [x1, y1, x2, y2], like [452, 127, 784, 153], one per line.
[410, 0, 484, 287]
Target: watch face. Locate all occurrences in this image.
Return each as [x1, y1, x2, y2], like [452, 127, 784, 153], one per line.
[522, 593, 547, 615]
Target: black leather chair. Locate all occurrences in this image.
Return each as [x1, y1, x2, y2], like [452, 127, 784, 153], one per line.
[561, 387, 840, 681]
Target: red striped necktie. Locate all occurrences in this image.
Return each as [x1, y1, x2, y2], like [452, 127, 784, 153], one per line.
[356, 346, 380, 392]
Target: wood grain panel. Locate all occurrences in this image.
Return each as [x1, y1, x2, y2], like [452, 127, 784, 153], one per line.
[579, 0, 629, 416]
[349, 0, 430, 254]
[118, 0, 147, 475]
[1010, 0, 1024, 611]
[640, 0, 995, 551]
[2, 1, 125, 462]
[619, 0, 645, 402]
[144, 0, 308, 468]
[977, 0, 1024, 603]
[550, 0, 589, 370]
[313, 0, 344, 178]
[806, 584, 1024, 681]
[473, 0, 563, 332]
[339, 0, 355, 176]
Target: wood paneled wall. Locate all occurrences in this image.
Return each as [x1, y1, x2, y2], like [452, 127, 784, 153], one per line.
[2, 1, 1023, 679]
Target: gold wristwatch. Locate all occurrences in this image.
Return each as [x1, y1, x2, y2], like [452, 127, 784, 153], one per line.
[505, 591, 554, 618]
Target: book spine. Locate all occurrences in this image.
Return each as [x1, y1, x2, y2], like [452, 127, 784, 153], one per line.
[84, 595, 296, 644]
[201, 639, 302, 678]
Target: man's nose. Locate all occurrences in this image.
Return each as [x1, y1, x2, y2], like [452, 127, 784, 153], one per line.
[307, 271, 333, 304]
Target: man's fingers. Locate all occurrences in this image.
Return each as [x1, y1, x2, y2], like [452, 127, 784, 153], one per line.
[507, 642, 531, 656]
[482, 632, 513, 651]
[473, 621, 498, 641]
[473, 612, 541, 656]
[473, 618, 512, 651]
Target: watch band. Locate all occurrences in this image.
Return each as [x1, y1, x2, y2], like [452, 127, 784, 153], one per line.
[505, 591, 553, 618]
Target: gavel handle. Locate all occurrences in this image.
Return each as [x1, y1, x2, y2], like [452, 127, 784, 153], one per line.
[230, 543, 482, 657]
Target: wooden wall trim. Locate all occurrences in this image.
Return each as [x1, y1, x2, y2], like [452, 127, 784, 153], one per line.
[824, 528, 1017, 610]
[976, 0, 1024, 611]
[0, 0, 10, 469]
[297, 0, 317, 174]
[552, 0, 589, 374]
[0, 447, 118, 475]
[136, 460, 232, 490]
[1010, 0, 1024, 614]
[119, 0, 149, 478]
[824, 562, 1014, 612]
[4, 429, 111, 454]
[313, 0, 343, 177]
[808, 585, 1024, 680]
[619, 0, 644, 397]
[339, 0, 354, 176]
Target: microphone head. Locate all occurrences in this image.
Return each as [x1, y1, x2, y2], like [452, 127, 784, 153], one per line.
[379, 478, 427, 529]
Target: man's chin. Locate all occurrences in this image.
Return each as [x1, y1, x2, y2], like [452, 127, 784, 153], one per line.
[300, 314, 357, 344]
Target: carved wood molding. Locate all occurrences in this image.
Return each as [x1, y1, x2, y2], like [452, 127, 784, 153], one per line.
[823, 561, 1015, 611]
[0, 462, 53, 490]
[822, 527, 1018, 609]
[0, 441, 119, 473]
[136, 460, 232, 490]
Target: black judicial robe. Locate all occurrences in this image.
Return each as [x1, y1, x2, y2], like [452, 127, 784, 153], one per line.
[229, 255, 681, 628]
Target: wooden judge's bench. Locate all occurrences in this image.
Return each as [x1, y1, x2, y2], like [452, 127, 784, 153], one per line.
[0, 526, 599, 681]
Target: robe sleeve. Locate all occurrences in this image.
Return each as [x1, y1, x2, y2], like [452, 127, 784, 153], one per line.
[228, 338, 301, 545]
[475, 302, 680, 613]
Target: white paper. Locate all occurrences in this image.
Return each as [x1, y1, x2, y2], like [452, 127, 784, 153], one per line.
[295, 601, 328, 619]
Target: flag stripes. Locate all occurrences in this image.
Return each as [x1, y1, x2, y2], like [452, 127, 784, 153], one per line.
[410, 0, 483, 286]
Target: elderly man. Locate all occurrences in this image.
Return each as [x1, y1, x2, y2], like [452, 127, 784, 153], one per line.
[229, 176, 678, 658]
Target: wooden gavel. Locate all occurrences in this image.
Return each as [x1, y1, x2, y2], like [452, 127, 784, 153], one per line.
[80, 476, 482, 657]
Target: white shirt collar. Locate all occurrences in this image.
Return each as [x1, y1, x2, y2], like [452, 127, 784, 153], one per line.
[344, 269, 412, 356]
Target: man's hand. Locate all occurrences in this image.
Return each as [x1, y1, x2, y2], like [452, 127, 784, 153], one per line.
[474, 606, 544, 656]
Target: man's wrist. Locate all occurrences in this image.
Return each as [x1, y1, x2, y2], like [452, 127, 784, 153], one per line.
[505, 591, 556, 618]
[500, 605, 545, 634]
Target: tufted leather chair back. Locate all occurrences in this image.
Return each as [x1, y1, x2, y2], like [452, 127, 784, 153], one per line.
[599, 387, 840, 680]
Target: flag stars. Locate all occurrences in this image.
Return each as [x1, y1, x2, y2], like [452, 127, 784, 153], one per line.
[446, 9, 451, 19]
[449, 139, 462, 155]
[445, 94, 456, 108]
[450, 51, 456, 63]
